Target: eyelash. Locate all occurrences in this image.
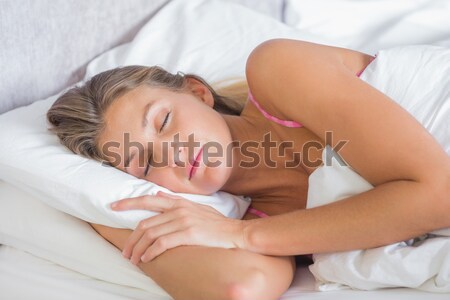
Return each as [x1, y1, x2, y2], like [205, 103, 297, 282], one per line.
[144, 112, 171, 176]
[159, 112, 171, 133]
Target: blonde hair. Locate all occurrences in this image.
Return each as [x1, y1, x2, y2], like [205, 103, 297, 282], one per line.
[47, 65, 248, 161]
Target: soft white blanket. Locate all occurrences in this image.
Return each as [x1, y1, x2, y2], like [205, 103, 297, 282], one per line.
[307, 45, 450, 292]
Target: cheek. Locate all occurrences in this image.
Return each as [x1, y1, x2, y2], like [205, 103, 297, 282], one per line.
[146, 168, 180, 189]
[194, 113, 232, 145]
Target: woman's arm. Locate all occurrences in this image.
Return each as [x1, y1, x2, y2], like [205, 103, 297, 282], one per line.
[89, 212, 295, 300]
[242, 39, 450, 255]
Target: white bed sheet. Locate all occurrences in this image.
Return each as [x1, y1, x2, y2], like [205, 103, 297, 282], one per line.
[1, 179, 447, 300]
[1, 245, 447, 300]
[0, 245, 153, 300]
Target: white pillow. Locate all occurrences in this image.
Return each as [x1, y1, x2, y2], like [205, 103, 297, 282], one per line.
[0, 0, 332, 229]
[0, 93, 252, 229]
[84, 0, 333, 82]
[284, 0, 450, 54]
[0, 180, 170, 298]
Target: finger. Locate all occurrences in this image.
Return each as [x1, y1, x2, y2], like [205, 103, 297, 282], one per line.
[110, 195, 148, 208]
[157, 191, 183, 199]
[123, 228, 146, 260]
[129, 235, 154, 265]
[130, 220, 185, 265]
[141, 231, 189, 263]
[122, 212, 177, 258]
[111, 194, 177, 211]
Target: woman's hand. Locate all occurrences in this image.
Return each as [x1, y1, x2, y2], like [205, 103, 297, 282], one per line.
[111, 191, 247, 265]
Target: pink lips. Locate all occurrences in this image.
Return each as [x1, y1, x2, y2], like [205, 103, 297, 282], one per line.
[188, 147, 203, 180]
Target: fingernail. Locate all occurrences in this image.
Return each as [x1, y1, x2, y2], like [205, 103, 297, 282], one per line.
[141, 255, 147, 262]
[111, 202, 117, 209]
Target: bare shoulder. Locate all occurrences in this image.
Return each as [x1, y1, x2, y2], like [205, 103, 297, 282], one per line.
[246, 38, 373, 77]
[244, 38, 448, 188]
[244, 39, 375, 135]
[245, 39, 373, 112]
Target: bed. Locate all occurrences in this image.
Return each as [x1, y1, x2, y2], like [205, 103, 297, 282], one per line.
[0, 179, 444, 300]
[1, 0, 450, 299]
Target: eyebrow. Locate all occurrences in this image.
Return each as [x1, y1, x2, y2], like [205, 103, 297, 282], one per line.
[124, 102, 153, 173]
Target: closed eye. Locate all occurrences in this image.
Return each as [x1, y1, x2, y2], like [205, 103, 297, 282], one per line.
[159, 112, 170, 133]
[144, 153, 152, 176]
[145, 112, 170, 177]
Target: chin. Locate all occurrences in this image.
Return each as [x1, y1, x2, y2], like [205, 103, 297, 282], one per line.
[200, 166, 230, 195]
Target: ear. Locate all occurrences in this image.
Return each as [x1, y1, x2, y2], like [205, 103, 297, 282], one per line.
[185, 77, 214, 108]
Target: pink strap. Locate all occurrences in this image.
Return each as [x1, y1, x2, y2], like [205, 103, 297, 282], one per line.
[244, 55, 377, 221]
[248, 55, 377, 127]
[356, 55, 377, 77]
[246, 206, 269, 218]
[247, 91, 303, 128]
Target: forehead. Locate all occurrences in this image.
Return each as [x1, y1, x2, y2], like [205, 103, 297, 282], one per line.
[104, 85, 175, 128]
[104, 86, 151, 132]
[111, 85, 164, 111]
[98, 86, 159, 166]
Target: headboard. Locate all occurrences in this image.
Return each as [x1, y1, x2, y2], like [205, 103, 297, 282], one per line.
[0, 0, 169, 114]
[0, 0, 284, 114]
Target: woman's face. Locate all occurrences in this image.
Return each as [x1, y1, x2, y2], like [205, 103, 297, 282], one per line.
[98, 80, 234, 195]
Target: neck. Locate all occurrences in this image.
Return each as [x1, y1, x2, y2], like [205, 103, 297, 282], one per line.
[219, 102, 271, 195]
[220, 114, 252, 193]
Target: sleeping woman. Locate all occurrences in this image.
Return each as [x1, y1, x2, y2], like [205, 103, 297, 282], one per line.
[46, 39, 450, 300]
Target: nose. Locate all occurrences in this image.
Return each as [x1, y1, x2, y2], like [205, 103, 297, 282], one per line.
[170, 143, 191, 168]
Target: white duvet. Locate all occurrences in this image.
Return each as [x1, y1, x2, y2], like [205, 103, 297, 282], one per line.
[307, 45, 450, 292]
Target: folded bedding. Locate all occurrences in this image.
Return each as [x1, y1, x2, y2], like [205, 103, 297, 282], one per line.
[307, 45, 450, 292]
